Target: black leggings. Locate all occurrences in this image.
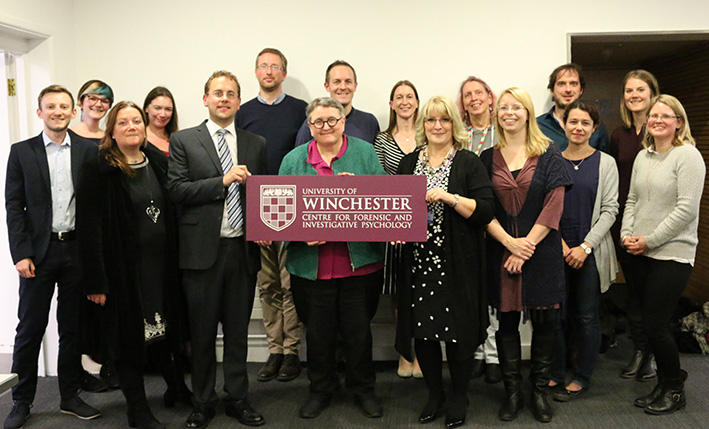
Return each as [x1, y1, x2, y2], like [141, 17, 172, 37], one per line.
[624, 255, 691, 381]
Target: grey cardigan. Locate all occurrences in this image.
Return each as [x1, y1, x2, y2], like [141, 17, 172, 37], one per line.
[584, 152, 619, 293]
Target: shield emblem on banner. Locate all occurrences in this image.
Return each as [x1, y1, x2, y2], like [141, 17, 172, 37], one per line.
[260, 185, 297, 231]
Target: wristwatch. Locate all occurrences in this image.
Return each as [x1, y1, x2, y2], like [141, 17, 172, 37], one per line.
[580, 243, 592, 255]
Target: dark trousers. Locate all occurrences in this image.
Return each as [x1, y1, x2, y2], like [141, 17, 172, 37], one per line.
[551, 254, 601, 388]
[11, 240, 82, 404]
[624, 255, 692, 381]
[290, 270, 382, 399]
[183, 238, 256, 406]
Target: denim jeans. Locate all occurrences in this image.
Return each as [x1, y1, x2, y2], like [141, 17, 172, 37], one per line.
[551, 254, 601, 388]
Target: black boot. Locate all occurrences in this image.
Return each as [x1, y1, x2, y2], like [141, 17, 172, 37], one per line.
[159, 353, 192, 408]
[643, 370, 687, 415]
[414, 340, 444, 424]
[115, 360, 165, 429]
[446, 351, 472, 429]
[636, 353, 657, 382]
[529, 333, 554, 423]
[496, 332, 523, 421]
[621, 350, 651, 379]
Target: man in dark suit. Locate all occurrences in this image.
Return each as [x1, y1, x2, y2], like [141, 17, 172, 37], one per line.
[4, 85, 100, 429]
[167, 71, 267, 429]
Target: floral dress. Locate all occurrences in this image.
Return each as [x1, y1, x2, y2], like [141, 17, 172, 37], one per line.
[411, 153, 457, 342]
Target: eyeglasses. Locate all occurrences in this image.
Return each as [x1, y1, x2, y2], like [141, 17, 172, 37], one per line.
[86, 94, 110, 106]
[648, 114, 680, 121]
[257, 64, 284, 72]
[211, 90, 238, 99]
[424, 117, 452, 126]
[498, 105, 525, 113]
[310, 117, 343, 129]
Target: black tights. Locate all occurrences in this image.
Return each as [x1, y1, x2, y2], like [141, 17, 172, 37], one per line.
[414, 339, 473, 418]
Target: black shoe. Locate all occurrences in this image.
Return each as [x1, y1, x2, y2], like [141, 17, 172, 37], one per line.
[470, 359, 485, 379]
[620, 350, 645, 378]
[127, 407, 165, 429]
[485, 363, 502, 384]
[59, 397, 101, 420]
[100, 361, 120, 389]
[80, 370, 109, 393]
[553, 386, 588, 402]
[257, 354, 283, 382]
[354, 394, 383, 418]
[635, 383, 663, 408]
[277, 354, 301, 381]
[185, 406, 215, 429]
[644, 387, 686, 415]
[636, 354, 657, 382]
[444, 415, 465, 429]
[418, 394, 444, 424]
[299, 396, 330, 419]
[224, 398, 265, 427]
[4, 402, 30, 429]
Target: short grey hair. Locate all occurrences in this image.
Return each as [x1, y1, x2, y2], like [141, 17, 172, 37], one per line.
[306, 97, 345, 122]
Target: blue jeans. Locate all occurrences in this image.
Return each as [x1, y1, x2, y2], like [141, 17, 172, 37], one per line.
[551, 254, 601, 388]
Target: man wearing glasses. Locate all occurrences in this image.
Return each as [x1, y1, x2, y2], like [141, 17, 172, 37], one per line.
[168, 71, 267, 429]
[235, 48, 307, 384]
[294, 60, 379, 146]
[537, 63, 608, 152]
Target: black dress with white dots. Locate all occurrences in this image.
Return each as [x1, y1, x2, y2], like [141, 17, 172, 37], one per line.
[411, 156, 457, 342]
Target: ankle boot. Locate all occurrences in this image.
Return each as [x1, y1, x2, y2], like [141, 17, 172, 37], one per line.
[636, 369, 686, 408]
[529, 333, 554, 423]
[159, 353, 192, 408]
[636, 353, 657, 382]
[643, 370, 687, 415]
[495, 332, 523, 421]
[115, 361, 165, 429]
[620, 350, 645, 378]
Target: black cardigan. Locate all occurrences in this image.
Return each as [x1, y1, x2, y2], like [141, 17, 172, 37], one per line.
[480, 144, 573, 309]
[76, 143, 187, 363]
[395, 149, 495, 361]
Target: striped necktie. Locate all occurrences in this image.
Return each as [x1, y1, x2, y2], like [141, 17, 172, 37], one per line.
[216, 129, 243, 232]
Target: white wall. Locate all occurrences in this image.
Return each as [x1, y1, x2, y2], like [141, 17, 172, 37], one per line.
[1, 0, 708, 358]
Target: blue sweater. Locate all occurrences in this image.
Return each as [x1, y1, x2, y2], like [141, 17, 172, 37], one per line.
[235, 94, 307, 175]
[294, 107, 379, 147]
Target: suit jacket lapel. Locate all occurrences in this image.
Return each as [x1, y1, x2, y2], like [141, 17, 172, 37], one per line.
[197, 121, 224, 173]
[30, 134, 51, 192]
[236, 128, 248, 165]
[70, 140, 82, 189]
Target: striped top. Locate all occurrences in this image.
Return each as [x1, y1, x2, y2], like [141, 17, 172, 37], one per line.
[374, 131, 408, 175]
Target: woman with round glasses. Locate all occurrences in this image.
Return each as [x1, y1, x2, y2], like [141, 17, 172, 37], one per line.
[609, 70, 660, 382]
[395, 96, 494, 428]
[373, 80, 422, 378]
[480, 88, 572, 423]
[550, 101, 618, 402]
[621, 95, 704, 415]
[71, 80, 114, 143]
[279, 97, 386, 420]
[144, 86, 179, 156]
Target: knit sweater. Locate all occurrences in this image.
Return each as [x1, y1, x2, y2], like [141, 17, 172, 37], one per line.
[621, 143, 706, 264]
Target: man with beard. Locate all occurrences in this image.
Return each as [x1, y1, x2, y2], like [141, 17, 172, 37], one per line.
[537, 63, 608, 151]
[294, 60, 379, 146]
[4, 85, 100, 428]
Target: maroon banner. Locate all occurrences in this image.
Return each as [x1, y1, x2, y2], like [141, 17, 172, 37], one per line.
[246, 175, 427, 242]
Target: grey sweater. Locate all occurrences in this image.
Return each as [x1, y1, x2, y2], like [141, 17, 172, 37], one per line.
[621, 143, 706, 264]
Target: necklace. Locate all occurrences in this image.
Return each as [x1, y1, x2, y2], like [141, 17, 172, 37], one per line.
[468, 126, 490, 155]
[421, 145, 456, 189]
[566, 148, 594, 170]
[130, 158, 161, 223]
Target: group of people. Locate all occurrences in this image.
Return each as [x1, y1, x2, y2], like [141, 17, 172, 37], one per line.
[3, 48, 704, 429]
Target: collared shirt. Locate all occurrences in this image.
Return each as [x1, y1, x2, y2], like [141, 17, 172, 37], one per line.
[306, 135, 384, 279]
[537, 106, 609, 152]
[205, 119, 242, 238]
[256, 91, 286, 106]
[43, 131, 74, 232]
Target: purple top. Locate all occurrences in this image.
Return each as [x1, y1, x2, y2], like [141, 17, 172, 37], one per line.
[306, 136, 384, 279]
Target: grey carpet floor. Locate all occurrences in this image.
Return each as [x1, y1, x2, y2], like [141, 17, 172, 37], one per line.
[1, 336, 707, 428]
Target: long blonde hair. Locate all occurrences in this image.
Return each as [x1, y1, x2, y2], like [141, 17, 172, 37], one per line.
[619, 70, 659, 129]
[494, 87, 550, 157]
[642, 94, 695, 149]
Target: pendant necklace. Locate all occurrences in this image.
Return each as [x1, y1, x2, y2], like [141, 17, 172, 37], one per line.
[131, 157, 161, 223]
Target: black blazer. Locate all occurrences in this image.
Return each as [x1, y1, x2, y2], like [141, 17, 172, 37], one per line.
[5, 130, 97, 265]
[167, 120, 266, 272]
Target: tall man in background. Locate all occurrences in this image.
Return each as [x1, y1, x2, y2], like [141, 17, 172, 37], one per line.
[235, 48, 306, 383]
[294, 60, 379, 146]
[537, 63, 609, 152]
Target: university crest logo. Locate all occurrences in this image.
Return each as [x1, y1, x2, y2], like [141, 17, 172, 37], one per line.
[260, 185, 296, 231]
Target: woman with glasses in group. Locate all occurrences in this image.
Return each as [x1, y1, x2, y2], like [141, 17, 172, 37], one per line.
[621, 94, 705, 415]
[71, 79, 114, 143]
[480, 88, 572, 423]
[395, 95, 494, 428]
